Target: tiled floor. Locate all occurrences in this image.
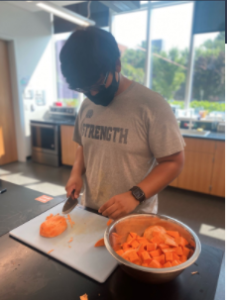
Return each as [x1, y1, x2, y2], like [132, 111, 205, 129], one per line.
[0, 161, 225, 299]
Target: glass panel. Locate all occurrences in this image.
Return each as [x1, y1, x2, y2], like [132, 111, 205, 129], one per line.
[191, 31, 225, 118]
[149, 3, 193, 108]
[40, 128, 55, 150]
[112, 10, 147, 85]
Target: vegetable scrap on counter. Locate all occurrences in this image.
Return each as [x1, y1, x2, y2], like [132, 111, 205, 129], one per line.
[111, 225, 194, 269]
[67, 214, 75, 228]
[40, 214, 67, 238]
[80, 294, 88, 300]
[68, 245, 71, 248]
[47, 249, 54, 254]
[107, 219, 113, 226]
[94, 238, 105, 247]
[68, 237, 73, 243]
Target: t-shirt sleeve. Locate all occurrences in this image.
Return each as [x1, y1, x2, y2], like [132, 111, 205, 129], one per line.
[73, 109, 82, 146]
[146, 93, 185, 159]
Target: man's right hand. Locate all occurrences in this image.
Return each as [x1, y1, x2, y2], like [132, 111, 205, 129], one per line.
[65, 174, 83, 199]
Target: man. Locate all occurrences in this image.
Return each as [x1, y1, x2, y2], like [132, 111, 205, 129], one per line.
[60, 26, 185, 220]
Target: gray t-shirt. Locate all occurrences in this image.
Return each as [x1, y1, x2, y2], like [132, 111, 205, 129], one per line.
[73, 81, 185, 213]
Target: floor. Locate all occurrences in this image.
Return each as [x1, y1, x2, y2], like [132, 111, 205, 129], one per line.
[0, 161, 225, 299]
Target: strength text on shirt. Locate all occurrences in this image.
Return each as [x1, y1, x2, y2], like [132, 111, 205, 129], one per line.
[81, 123, 129, 144]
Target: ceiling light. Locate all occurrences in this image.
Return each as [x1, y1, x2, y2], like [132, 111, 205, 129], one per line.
[36, 2, 95, 27]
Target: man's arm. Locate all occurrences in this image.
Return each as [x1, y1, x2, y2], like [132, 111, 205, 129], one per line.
[99, 150, 184, 219]
[65, 145, 86, 199]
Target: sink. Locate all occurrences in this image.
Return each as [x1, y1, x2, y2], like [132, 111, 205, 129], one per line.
[180, 129, 210, 137]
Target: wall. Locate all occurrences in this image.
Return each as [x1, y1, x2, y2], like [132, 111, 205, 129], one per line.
[0, 2, 57, 161]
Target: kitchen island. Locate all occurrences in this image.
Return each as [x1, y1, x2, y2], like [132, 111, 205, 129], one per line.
[0, 180, 224, 300]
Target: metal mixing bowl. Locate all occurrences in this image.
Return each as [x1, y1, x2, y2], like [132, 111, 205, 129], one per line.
[104, 213, 201, 284]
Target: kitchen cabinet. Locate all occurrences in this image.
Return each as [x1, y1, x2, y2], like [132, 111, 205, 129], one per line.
[169, 137, 225, 197]
[0, 39, 17, 165]
[210, 141, 225, 197]
[60, 125, 78, 166]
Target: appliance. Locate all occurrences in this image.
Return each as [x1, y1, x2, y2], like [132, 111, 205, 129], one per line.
[217, 122, 225, 133]
[31, 106, 77, 167]
[9, 203, 118, 283]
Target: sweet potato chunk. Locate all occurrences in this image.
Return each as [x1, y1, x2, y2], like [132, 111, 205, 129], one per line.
[40, 214, 67, 238]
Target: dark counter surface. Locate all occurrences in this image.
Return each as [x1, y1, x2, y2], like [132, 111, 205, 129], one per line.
[31, 118, 75, 126]
[182, 131, 225, 141]
[0, 180, 224, 300]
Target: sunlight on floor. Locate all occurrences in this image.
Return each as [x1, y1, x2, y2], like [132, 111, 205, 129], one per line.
[0, 172, 40, 185]
[25, 182, 66, 197]
[199, 224, 225, 241]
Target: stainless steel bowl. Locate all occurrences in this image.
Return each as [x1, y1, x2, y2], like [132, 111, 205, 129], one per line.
[104, 213, 201, 284]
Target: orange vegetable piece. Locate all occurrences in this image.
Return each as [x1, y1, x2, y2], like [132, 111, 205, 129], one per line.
[107, 219, 113, 226]
[161, 248, 177, 254]
[163, 261, 172, 268]
[116, 249, 124, 256]
[165, 252, 173, 262]
[80, 294, 88, 300]
[122, 242, 131, 252]
[183, 246, 190, 258]
[166, 231, 180, 238]
[150, 236, 165, 245]
[131, 240, 140, 249]
[111, 232, 124, 251]
[173, 253, 180, 261]
[164, 235, 178, 247]
[47, 249, 54, 254]
[155, 254, 165, 265]
[149, 259, 161, 268]
[127, 250, 141, 264]
[150, 249, 162, 258]
[142, 263, 149, 267]
[130, 232, 138, 239]
[181, 255, 187, 263]
[68, 237, 73, 243]
[94, 238, 105, 247]
[146, 243, 157, 252]
[175, 236, 188, 247]
[176, 246, 183, 256]
[66, 214, 75, 228]
[141, 251, 152, 264]
[159, 243, 170, 250]
[137, 244, 146, 258]
[172, 260, 181, 266]
[40, 214, 67, 238]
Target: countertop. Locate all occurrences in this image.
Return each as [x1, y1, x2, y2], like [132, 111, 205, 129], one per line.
[0, 180, 224, 300]
[30, 119, 225, 141]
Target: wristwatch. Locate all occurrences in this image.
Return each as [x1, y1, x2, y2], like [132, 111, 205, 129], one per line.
[129, 186, 146, 204]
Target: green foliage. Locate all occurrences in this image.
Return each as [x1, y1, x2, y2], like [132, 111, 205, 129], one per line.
[59, 98, 80, 107]
[167, 100, 225, 112]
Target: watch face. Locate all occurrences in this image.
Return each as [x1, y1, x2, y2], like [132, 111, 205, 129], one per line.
[134, 189, 143, 199]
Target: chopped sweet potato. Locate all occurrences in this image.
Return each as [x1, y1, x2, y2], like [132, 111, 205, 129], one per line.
[176, 246, 183, 256]
[107, 219, 113, 226]
[80, 294, 88, 300]
[183, 246, 190, 258]
[166, 231, 180, 238]
[163, 261, 172, 268]
[149, 249, 162, 258]
[155, 254, 165, 265]
[143, 225, 166, 240]
[68, 237, 73, 243]
[165, 252, 174, 262]
[66, 214, 75, 228]
[146, 243, 157, 252]
[141, 251, 152, 264]
[47, 249, 54, 254]
[94, 238, 105, 247]
[131, 240, 140, 249]
[149, 260, 161, 268]
[122, 242, 131, 252]
[116, 249, 124, 256]
[40, 214, 67, 238]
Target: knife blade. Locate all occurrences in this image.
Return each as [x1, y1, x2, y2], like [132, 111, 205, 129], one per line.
[62, 190, 78, 214]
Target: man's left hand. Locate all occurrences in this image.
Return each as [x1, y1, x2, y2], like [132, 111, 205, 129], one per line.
[98, 191, 139, 220]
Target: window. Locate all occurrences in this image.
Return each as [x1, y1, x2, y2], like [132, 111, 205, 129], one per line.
[191, 31, 225, 116]
[112, 10, 147, 85]
[54, 32, 82, 109]
[149, 2, 193, 107]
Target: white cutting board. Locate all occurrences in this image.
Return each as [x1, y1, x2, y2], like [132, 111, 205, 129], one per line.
[9, 203, 118, 283]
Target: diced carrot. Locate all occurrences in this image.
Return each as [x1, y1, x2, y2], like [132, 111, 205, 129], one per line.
[141, 251, 152, 264]
[166, 231, 180, 238]
[176, 246, 183, 256]
[131, 240, 140, 249]
[146, 243, 157, 252]
[165, 252, 173, 262]
[155, 254, 165, 264]
[122, 242, 131, 252]
[116, 249, 124, 256]
[149, 259, 161, 268]
[173, 253, 180, 261]
[181, 255, 187, 263]
[94, 238, 105, 247]
[175, 236, 188, 247]
[183, 246, 190, 258]
[107, 219, 113, 226]
[150, 249, 162, 258]
[172, 260, 181, 266]
[163, 261, 172, 268]
[159, 243, 170, 250]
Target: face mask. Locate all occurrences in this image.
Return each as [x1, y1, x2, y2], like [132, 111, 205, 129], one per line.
[85, 72, 120, 107]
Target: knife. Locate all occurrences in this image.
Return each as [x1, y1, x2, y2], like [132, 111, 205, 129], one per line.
[62, 190, 78, 214]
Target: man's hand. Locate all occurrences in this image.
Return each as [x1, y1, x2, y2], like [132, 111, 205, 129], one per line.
[98, 191, 139, 220]
[65, 174, 83, 199]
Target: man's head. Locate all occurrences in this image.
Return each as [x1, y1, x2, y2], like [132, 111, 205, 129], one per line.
[60, 26, 121, 93]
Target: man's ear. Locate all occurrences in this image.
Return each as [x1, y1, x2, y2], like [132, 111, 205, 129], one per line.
[115, 58, 121, 73]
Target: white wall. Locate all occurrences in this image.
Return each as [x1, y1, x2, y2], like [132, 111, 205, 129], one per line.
[0, 2, 57, 161]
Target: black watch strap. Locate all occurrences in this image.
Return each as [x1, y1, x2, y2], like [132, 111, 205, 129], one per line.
[129, 186, 146, 204]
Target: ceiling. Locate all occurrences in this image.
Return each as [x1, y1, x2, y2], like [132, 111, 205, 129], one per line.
[8, 1, 86, 13]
